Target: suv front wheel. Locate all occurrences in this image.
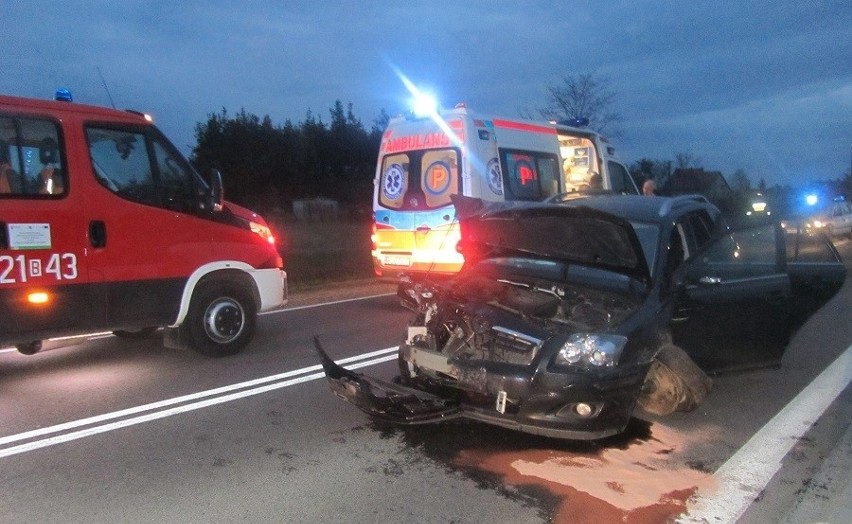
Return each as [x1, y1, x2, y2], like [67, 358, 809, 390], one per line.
[637, 344, 712, 416]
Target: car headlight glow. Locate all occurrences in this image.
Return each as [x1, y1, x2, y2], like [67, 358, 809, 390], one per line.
[554, 333, 627, 368]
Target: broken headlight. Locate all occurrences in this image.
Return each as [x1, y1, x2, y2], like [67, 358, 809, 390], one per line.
[554, 333, 627, 368]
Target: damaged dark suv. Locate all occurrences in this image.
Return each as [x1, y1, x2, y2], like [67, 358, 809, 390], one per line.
[318, 194, 846, 440]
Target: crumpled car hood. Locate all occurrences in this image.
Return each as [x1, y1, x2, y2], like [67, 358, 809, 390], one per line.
[453, 195, 651, 284]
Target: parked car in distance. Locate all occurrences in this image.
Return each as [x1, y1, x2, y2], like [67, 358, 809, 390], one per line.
[807, 199, 852, 238]
[318, 194, 845, 440]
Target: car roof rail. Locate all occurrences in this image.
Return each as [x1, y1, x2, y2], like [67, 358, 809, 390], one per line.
[658, 194, 710, 217]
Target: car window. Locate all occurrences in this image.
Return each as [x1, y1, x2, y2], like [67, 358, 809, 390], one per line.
[86, 124, 204, 212]
[664, 224, 688, 280]
[0, 116, 66, 197]
[152, 138, 196, 212]
[686, 210, 715, 251]
[607, 161, 638, 195]
[786, 229, 841, 263]
[87, 127, 159, 206]
[630, 221, 659, 272]
[689, 223, 782, 280]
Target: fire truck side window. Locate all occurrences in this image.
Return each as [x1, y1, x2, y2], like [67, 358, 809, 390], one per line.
[0, 116, 65, 197]
[87, 127, 159, 207]
[152, 139, 195, 212]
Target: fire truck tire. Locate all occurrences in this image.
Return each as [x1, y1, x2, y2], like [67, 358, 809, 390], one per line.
[16, 341, 42, 355]
[186, 280, 256, 357]
[637, 344, 712, 416]
[113, 327, 158, 339]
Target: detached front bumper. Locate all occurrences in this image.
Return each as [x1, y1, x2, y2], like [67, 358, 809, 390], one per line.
[317, 339, 650, 440]
[316, 339, 462, 424]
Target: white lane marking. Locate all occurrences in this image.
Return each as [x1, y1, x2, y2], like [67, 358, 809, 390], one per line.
[0, 347, 398, 458]
[681, 343, 852, 522]
[264, 293, 395, 314]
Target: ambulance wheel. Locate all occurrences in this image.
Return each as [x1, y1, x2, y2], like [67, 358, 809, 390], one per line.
[113, 327, 158, 339]
[187, 281, 256, 357]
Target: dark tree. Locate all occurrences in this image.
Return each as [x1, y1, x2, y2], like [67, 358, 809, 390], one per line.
[537, 72, 622, 136]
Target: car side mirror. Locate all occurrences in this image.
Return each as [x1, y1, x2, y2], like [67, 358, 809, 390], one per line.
[209, 169, 224, 212]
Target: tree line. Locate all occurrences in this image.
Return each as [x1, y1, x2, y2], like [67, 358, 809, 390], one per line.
[191, 101, 388, 215]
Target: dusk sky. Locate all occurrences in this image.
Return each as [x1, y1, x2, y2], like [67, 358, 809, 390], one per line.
[3, 1, 850, 188]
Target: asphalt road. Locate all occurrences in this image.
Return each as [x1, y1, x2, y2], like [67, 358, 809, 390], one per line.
[1, 239, 850, 523]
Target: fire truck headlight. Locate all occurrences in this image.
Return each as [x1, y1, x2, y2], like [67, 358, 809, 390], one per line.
[250, 221, 276, 245]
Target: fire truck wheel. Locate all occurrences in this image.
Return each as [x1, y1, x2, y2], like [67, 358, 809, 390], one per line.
[187, 280, 257, 357]
[113, 327, 158, 339]
[16, 341, 42, 355]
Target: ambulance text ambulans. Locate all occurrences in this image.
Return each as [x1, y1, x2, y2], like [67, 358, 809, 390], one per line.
[0, 93, 287, 357]
[371, 104, 638, 277]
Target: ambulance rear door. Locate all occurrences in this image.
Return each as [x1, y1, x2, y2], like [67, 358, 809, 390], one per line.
[373, 116, 467, 275]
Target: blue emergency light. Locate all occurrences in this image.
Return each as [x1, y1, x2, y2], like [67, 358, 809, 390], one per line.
[55, 88, 73, 102]
[559, 117, 590, 128]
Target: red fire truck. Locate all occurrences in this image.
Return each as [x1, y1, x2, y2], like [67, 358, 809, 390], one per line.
[0, 92, 287, 357]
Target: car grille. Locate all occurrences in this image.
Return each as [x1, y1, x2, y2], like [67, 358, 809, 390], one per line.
[490, 326, 542, 365]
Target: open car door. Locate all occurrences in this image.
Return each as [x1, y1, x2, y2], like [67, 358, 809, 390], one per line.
[673, 222, 845, 371]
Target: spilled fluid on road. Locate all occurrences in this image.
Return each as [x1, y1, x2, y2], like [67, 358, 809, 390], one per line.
[370, 418, 716, 523]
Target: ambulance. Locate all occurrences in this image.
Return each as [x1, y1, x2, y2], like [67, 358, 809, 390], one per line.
[0, 92, 287, 357]
[371, 103, 638, 277]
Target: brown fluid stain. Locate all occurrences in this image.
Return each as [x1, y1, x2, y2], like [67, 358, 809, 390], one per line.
[454, 423, 716, 523]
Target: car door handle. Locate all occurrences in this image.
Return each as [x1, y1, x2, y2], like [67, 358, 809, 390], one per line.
[416, 226, 431, 232]
[699, 276, 722, 285]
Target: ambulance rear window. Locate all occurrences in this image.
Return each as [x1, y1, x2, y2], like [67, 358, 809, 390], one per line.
[378, 148, 460, 211]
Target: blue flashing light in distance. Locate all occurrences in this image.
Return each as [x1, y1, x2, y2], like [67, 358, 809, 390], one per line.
[805, 193, 818, 206]
[559, 117, 590, 128]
